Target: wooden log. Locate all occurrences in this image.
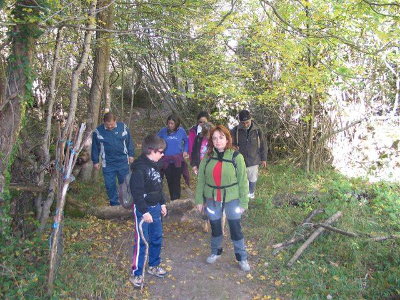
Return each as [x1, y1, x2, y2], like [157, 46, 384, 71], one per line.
[9, 183, 46, 193]
[369, 235, 400, 242]
[303, 208, 325, 224]
[287, 211, 343, 267]
[272, 208, 325, 252]
[314, 223, 358, 237]
[88, 198, 195, 220]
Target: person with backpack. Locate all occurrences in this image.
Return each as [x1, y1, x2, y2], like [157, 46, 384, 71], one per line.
[231, 110, 267, 199]
[157, 114, 189, 200]
[195, 125, 250, 272]
[129, 135, 168, 288]
[91, 112, 134, 206]
[188, 111, 210, 172]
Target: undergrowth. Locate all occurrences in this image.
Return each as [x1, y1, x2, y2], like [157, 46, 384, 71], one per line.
[2, 164, 399, 299]
[249, 164, 400, 299]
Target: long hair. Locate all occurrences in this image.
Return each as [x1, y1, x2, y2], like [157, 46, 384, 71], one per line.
[166, 114, 180, 131]
[207, 125, 234, 156]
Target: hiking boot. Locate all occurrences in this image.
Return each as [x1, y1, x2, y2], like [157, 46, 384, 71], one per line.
[129, 275, 143, 288]
[148, 266, 167, 278]
[206, 254, 221, 264]
[238, 260, 251, 271]
[248, 193, 255, 199]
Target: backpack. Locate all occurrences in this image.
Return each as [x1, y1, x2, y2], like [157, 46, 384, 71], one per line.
[204, 150, 240, 176]
[118, 171, 133, 209]
[203, 150, 240, 210]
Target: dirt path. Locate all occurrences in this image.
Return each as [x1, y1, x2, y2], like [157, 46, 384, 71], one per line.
[114, 217, 271, 300]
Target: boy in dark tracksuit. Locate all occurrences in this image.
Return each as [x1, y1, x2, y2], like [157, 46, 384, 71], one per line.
[129, 135, 168, 288]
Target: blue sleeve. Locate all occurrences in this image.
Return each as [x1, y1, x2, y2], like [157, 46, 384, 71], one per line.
[125, 124, 135, 157]
[181, 128, 189, 152]
[91, 130, 100, 164]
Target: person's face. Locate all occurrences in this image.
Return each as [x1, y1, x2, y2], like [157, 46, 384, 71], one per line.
[241, 119, 252, 129]
[151, 148, 164, 162]
[198, 117, 208, 125]
[104, 119, 117, 130]
[167, 120, 176, 131]
[212, 130, 227, 152]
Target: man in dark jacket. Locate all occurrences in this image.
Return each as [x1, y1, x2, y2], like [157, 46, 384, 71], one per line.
[129, 135, 168, 288]
[231, 110, 267, 199]
[91, 112, 135, 206]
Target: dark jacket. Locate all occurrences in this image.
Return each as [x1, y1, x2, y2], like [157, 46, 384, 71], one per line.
[129, 154, 165, 214]
[231, 122, 267, 167]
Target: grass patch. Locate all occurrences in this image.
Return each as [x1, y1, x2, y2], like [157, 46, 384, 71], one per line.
[248, 164, 400, 299]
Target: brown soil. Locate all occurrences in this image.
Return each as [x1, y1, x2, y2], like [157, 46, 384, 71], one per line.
[113, 217, 274, 300]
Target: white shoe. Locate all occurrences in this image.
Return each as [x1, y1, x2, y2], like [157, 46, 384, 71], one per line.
[248, 193, 255, 199]
[206, 254, 221, 264]
[238, 260, 250, 271]
[129, 275, 143, 288]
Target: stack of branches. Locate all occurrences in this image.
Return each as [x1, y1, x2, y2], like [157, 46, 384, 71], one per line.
[273, 209, 400, 267]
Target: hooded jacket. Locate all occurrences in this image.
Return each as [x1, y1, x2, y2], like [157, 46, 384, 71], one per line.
[231, 121, 267, 167]
[129, 154, 165, 214]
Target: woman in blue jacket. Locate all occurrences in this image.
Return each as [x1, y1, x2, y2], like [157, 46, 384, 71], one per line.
[157, 114, 189, 200]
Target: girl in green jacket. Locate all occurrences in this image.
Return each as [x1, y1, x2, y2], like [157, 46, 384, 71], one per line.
[195, 125, 250, 272]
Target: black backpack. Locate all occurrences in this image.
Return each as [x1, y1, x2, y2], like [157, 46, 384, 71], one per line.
[203, 150, 240, 209]
[204, 150, 240, 176]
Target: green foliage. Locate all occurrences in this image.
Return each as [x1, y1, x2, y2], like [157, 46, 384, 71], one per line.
[0, 231, 49, 299]
[249, 164, 400, 299]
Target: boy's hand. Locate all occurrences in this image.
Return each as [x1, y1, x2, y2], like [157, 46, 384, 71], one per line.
[161, 204, 167, 216]
[197, 204, 204, 213]
[183, 152, 189, 159]
[142, 212, 153, 223]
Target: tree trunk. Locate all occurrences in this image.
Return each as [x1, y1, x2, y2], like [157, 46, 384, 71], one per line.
[36, 28, 63, 220]
[305, 1, 314, 173]
[87, 0, 114, 132]
[0, 0, 39, 200]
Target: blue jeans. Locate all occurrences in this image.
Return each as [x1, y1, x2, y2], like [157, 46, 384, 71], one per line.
[131, 204, 163, 276]
[102, 165, 129, 206]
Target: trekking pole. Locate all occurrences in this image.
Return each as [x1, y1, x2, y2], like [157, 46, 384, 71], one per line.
[138, 219, 149, 291]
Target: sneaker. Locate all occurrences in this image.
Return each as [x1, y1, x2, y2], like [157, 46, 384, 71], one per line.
[148, 266, 167, 278]
[238, 260, 251, 271]
[206, 254, 221, 264]
[248, 193, 255, 199]
[129, 275, 143, 288]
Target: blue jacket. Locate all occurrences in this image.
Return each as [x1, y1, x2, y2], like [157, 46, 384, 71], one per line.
[157, 127, 188, 156]
[91, 122, 135, 169]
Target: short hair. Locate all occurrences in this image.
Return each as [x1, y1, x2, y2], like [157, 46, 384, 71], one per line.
[142, 135, 166, 155]
[197, 111, 209, 121]
[238, 110, 251, 122]
[103, 112, 116, 122]
[166, 114, 181, 130]
[207, 125, 234, 156]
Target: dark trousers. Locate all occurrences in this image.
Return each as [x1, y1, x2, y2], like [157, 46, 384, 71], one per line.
[165, 163, 182, 200]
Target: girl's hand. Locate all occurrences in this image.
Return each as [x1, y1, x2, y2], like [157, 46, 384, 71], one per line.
[197, 204, 204, 213]
[192, 166, 198, 175]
